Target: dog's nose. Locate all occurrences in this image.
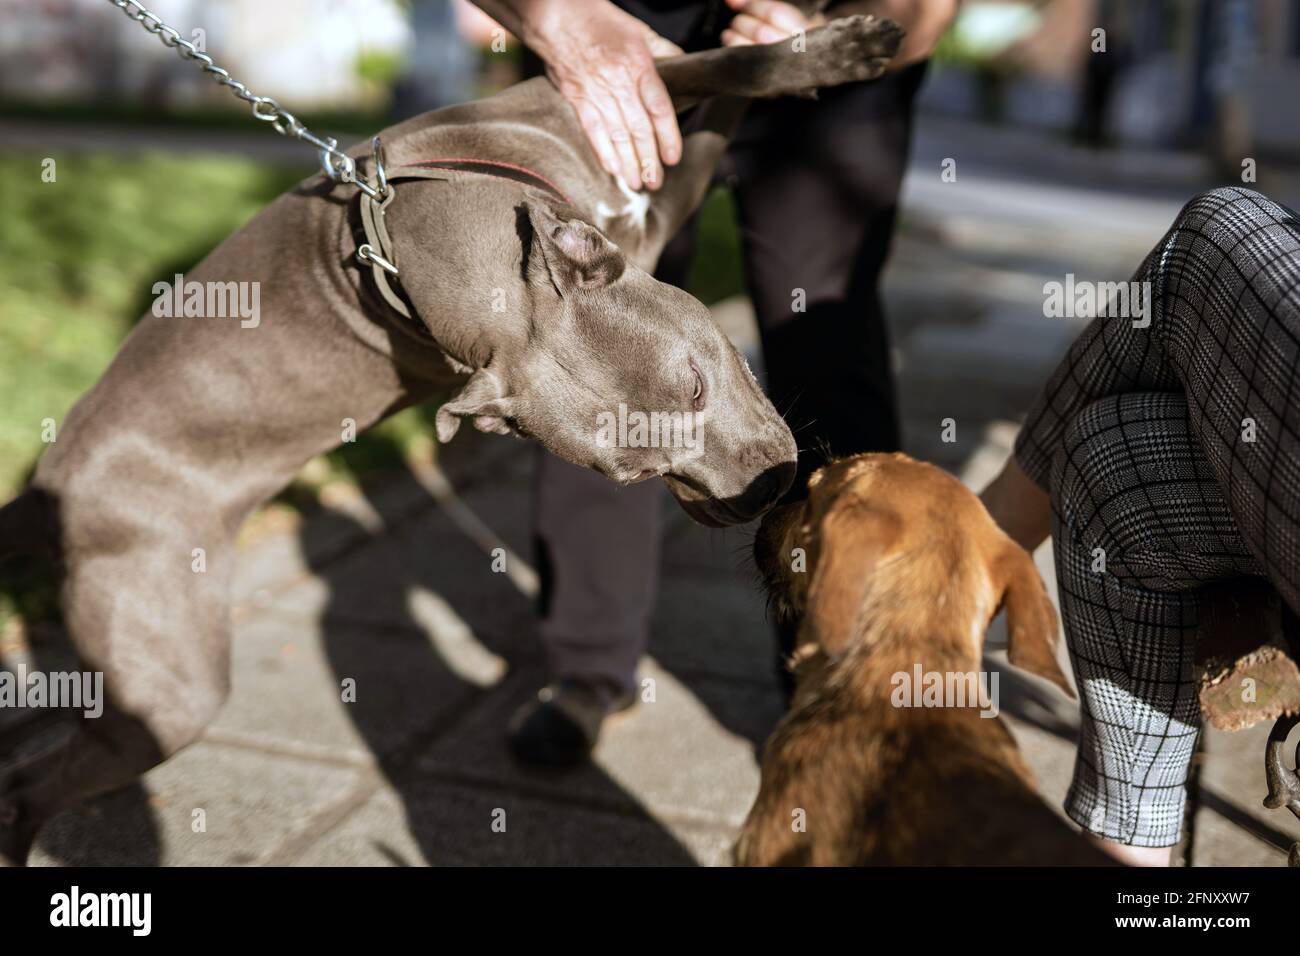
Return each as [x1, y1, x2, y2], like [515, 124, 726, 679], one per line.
[737, 461, 796, 520]
[761, 461, 797, 506]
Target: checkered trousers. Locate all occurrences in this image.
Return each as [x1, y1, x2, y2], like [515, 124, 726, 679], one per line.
[1014, 187, 1300, 846]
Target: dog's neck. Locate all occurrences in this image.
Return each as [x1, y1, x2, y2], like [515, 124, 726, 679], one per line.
[804, 606, 989, 714]
[323, 172, 540, 384]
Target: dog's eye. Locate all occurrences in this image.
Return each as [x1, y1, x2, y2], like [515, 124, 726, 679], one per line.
[690, 362, 705, 412]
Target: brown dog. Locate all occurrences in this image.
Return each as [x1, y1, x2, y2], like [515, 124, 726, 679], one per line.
[738, 453, 1115, 866]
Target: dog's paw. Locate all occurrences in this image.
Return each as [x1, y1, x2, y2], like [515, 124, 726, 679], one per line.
[802, 15, 905, 87]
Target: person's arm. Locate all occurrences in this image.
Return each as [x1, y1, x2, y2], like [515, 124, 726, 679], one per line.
[721, 0, 958, 70]
[979, 454, 1051, 553]
[471, 0, 683, 191]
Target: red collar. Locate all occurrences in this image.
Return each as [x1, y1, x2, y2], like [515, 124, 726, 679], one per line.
[408, 158, 574, 206]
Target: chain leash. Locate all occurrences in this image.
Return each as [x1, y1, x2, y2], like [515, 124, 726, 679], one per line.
[104, 0, 389, 200]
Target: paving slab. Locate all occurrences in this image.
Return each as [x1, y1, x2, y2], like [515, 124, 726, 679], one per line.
[231, 426, 528, 612]
[412, 657, 778, 832]
[1191, 720, 1300, 867]
[904, 309, 1087, 397]
[901, 170, 1185, 260]
[207, 612, 486, 765]
[31, 740, 363, 866]
[647, 573, 776, 687]
[289, 778, 733, 866]
[990, 653, 1082, 827]
[259, 473, 539, 662]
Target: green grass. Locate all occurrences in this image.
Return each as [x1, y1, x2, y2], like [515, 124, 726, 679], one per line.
[0, 151, 307, 494]
[688, 186, 746, 307]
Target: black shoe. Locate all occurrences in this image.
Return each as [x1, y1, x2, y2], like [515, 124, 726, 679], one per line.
[507, 677, 636, 768]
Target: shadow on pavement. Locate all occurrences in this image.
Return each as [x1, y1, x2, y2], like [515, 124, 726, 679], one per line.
[305, 428, 700, 865]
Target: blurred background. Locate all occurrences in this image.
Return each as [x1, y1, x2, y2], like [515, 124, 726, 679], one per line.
[2, 0, 1300, 865]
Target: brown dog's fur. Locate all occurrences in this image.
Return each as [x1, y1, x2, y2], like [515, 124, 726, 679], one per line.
[738, 453, 1115, 866]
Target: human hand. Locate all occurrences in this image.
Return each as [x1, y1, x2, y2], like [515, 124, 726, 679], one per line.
[529, 0, 684, 190]
[720, 0, 826, 47]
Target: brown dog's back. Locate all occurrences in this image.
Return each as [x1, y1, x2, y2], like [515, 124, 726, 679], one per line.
[739, 685, 1114, 866]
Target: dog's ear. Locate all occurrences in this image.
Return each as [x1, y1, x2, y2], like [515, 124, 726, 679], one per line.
[435, 369, 515, 443]
[524, 201, 625, 293]
[804, 503, 900, 658]
[995, 544, 1074, 698]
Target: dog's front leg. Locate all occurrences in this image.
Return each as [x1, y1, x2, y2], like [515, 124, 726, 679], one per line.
[656, 14, 904, 110]
[622, 15, 903, 268]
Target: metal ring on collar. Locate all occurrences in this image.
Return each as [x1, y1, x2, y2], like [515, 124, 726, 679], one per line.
[357, 243, 399, 277]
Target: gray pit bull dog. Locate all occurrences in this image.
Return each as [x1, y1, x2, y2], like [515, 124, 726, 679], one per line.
[0, 9, 902, 863]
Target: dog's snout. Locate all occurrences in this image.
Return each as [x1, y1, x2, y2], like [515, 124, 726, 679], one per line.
[759, 461, 796, 508]
[736, 461, 796, 521]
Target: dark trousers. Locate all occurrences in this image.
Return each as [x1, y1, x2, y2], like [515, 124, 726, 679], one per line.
[533, 5, 927, 690]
